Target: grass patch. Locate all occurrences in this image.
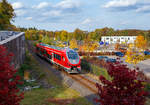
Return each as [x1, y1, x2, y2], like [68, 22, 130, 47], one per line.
[21, 87, 91, 105]
[16, 50, 39, 89]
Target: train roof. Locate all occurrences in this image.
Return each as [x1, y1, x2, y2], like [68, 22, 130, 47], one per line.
[39, 43, 68, 51]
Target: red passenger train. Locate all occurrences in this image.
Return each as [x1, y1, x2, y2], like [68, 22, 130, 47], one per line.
[36, 43, 81, 73]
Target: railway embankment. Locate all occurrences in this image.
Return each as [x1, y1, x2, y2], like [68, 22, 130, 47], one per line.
[22, 41, 95, 105]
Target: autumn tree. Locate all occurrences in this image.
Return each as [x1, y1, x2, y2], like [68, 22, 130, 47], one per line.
[124, 35, 147, 66]
[134, 35, 147, 50]
[95, 61, 147, 105]
[38, 34, 43, 41]
[73, 28, 86, 40]
[54, 31, 61, 40]
[0, 0, 15, 30]
[25, 30, 30, 40]
[60, 30, 68, 41]
[41, 35, 52, 45]
[124, 43, 145, 66]
[94, 29, 103, 41]
[82, 35, 99, 55]
[88, 32, 99, 41]
[69, 39, 78, 49]
[0, 45, 24, 105]
[82, 37, 92, 52]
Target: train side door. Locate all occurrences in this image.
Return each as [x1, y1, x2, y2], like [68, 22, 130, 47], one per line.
[52, 53, 54, 61]
[47, 51, 52, 61]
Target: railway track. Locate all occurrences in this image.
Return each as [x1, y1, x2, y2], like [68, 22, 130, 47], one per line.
[26, 41, 98, 94]
[62, 71, 98, 94]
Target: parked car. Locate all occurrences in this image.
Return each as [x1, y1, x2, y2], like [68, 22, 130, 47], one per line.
[144, 51, 150, 55]
[115, 52, 124, 57]
[106, 58, 116, 63]
[98, 56, 116, 63]
[98, 56, 108, 60]
[74, 48, 79, 51]
[119, 48, 127, 54]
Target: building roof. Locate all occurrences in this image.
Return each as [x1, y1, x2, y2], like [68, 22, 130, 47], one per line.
[101, 36, 137, 37]
[0, 31, 24, 45]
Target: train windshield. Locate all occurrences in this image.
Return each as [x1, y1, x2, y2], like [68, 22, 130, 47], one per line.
[67, 50, 78, 59]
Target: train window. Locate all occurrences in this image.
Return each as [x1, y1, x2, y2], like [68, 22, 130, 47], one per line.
[48, 54, 51, 59]
[59, 55, 61, 60]
[56, 55, 59, 60]
[44, 50, 47, 54]
[40, 49, 43, 54]
[67, 51, 78, 59]
[54, 53, 56, 58]
[55, 54, 57, 59]
[54, 53, 61, 60]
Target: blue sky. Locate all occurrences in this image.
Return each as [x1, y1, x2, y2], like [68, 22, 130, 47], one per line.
[8, 0, 150, 31]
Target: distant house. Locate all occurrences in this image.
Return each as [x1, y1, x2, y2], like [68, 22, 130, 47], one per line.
[101, 36, 137, 44]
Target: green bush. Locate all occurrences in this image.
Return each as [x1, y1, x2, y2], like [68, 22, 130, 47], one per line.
[81, 60, 91, 72]
[145, 83, 150, 92]
[81, 60, 111, 80]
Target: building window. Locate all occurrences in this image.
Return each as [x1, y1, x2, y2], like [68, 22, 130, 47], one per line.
[128, 38, 130, 40]
[106, 38, 109, 40]
[110, 38, 113, 41]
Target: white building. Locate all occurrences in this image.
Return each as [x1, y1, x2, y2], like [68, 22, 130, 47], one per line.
[101, 36, 137, 44]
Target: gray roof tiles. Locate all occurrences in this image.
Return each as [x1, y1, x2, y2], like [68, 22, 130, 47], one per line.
[0, 31, 20, 41]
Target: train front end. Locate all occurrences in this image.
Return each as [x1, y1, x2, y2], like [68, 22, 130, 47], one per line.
[66, 49, 81, 73]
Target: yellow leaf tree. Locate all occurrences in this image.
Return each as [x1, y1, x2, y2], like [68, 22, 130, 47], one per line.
[60, 30, 68, 41]
[82, 37, 92, 52]
[82, 36, 99, 56]
[134, 35, 147, 50]
[38, 34, 43, 41]
[124, 40, 145, 66]
[89, 42, 99, 52]
[69, 39, 78, 49]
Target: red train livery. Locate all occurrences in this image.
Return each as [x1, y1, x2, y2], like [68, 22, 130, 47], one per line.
[36, 43, 81, 73]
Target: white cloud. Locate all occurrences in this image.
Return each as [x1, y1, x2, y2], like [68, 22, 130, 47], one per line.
[42, 10, 61, 17]
[120, 21, 128, 25]
[55, 0, 80, 9]
[136, 5, 150, 12]
[15, 9, 26, 16]
[33, 2, 50, 9]
[104, 0, 138, 8]
[12, 2, 23, 9]
[26, 17, 33, 20]
[82, 18, 92, 24]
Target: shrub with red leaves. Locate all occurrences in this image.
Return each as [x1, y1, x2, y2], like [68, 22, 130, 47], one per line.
[0, 45, 24, 105]
[95, 61, 147, 105]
